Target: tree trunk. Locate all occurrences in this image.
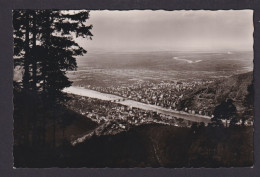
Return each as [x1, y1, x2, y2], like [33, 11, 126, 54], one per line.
[226, 119, 227, 127]
[31, 11, 39, 146]
[53, 115, 56, 148]
[41, 117, 46, 147]
[22, 12, 30, 91]
[62, 127, 65, 140]
[32, 11, 37, 91]
[23, 12, 31, 145]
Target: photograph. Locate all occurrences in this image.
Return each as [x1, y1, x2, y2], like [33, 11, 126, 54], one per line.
[13, 10, 254, 168]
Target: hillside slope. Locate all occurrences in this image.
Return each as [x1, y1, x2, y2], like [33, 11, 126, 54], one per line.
[14, 124, 253, 167]
[177, 71, 253, 118]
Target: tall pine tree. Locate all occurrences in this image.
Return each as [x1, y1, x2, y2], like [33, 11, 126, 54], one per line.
[13, 10, 93, 99]
[13, 10, 93, 147]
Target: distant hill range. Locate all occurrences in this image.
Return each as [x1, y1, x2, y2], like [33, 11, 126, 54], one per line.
[177, 71, 253, 118]
[78, 51, 253, 72]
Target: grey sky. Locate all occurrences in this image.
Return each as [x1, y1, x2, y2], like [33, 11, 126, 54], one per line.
[75, 10, 253, 52]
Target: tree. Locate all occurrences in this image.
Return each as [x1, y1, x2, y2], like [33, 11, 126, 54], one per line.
[13, 10, 93, 98]
[42, 11, 92, 100]
[229, 117, 239, 128]
[242, 83, 254, 125]
[244, 83, 254, 107]
[209, 117, 224, 128]
[13, 10, 93, 147]
[31, 11, 38, 91]
[13, 10, 31, 91]
[212, 99, 237, 127]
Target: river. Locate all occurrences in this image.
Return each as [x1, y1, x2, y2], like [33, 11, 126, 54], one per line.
[63, 86, 212, 124]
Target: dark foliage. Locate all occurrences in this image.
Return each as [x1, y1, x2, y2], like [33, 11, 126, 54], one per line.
[13, 85, 98, 149]
[13, 10, 93, 148]
[243, 83, 254, 123]
[14, 123, 253, 168]
[213, 99, 237, 120]
[13, 10, 93, 100]
[211, 99, 237, 127]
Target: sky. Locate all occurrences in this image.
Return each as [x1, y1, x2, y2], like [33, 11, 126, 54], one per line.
[75, 10, 253, 52]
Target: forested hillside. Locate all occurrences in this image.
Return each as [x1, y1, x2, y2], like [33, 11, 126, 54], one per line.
[177, 71, 253, 119]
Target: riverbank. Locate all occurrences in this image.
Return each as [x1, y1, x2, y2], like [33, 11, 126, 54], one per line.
[63, 86, 212, 124]
[64, 94, 195, 145]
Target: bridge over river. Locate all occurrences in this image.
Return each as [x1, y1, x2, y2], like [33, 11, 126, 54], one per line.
[63, 86, 212, 124]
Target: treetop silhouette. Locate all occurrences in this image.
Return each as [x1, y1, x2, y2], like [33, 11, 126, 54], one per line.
[13, 10, 93, 100]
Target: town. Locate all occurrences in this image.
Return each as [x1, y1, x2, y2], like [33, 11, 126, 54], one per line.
[65, 94, 195, 142]
[80, 80, 214, 116]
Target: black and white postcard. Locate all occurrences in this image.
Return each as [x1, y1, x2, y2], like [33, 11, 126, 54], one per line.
[13, 10, 254, 168]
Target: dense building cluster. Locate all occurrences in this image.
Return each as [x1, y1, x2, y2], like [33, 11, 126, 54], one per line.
[65, 95, 193, 136]
[84, 80, 213, 114]
[67, 78, 253, 134]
